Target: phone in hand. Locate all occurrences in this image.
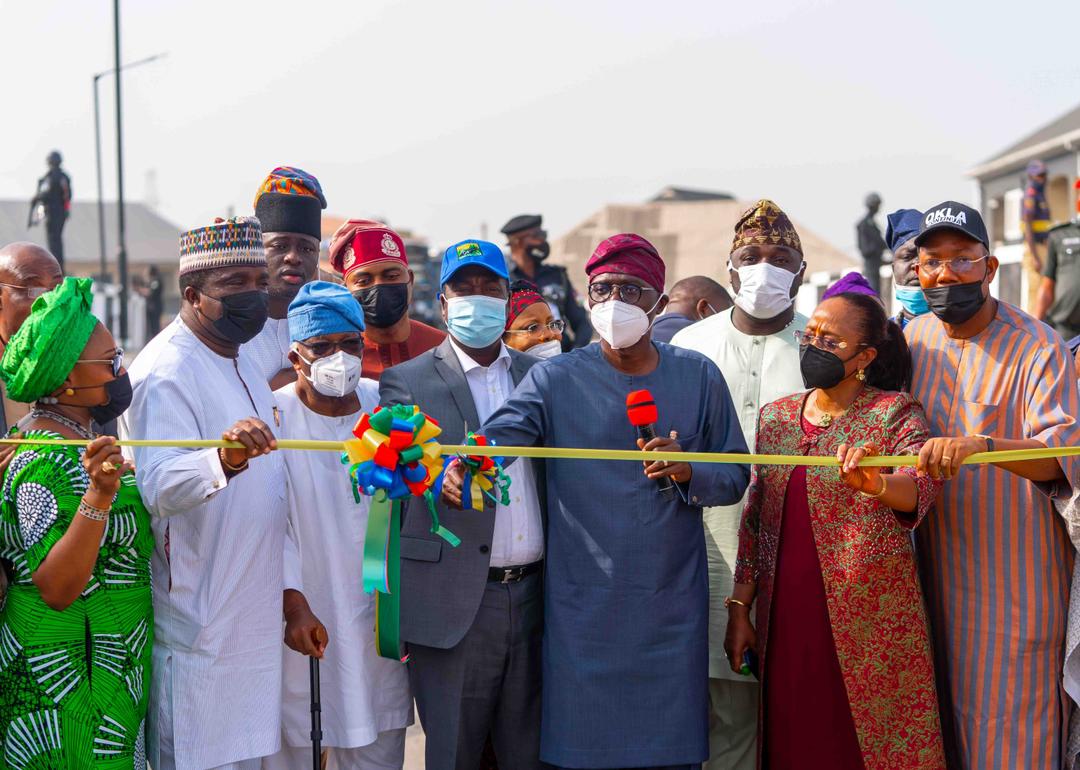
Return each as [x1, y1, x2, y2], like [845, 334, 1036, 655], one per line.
[740, 649, 759, 679]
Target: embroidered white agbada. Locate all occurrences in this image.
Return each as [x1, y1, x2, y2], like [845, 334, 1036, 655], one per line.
[273, 379, 413, 750]
[119, 317, 288, 770]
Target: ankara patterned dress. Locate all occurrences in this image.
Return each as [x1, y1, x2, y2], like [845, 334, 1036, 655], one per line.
[0, 277, 152, 769]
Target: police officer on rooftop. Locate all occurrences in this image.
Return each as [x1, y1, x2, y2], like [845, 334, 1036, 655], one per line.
[503, 214, 592, 350]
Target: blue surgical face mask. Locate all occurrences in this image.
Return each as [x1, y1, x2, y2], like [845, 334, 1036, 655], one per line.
[894, 284, 929, 317]
[445, 295, 508, 348]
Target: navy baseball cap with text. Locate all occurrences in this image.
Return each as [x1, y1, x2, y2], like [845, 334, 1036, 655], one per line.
[440, 239, 510, 286]
[914, 201, 990, 249]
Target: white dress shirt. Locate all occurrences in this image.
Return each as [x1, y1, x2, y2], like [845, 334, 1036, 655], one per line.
[672, 308, 807, 680]
[448, 339, 544, 567]
[119, 317, 288, 770]
[273, 380, 413, 750]
[242, 315, 292, 383]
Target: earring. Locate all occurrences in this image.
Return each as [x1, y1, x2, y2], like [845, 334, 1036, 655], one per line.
[856, 369, 866, 382]
[65, 388, 75, 396]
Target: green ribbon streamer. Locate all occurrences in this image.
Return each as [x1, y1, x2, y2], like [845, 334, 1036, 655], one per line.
[369, 493, 406, 661]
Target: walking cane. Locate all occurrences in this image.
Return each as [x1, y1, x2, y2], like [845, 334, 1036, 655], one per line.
[310, 656, 323, 770]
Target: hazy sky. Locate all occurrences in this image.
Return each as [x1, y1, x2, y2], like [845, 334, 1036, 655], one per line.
[3, 0, 1079, 257]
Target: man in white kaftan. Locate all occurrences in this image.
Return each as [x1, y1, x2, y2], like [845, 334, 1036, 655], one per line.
[262, 281, 413, 769]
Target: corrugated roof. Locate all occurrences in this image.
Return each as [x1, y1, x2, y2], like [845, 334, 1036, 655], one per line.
[0, 199, 182, 266]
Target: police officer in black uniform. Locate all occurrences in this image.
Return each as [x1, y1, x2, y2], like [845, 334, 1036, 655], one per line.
[502, 214, 592, 350]
[30, 150, 72, 269]
[1035, 214, 1080, 340]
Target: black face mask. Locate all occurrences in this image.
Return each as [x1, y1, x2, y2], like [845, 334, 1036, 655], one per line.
[923, 280, 986, 325]
[202, 290, 269, 344]
[800, 344, 852, 390]
[91, 372, 133, 425]
[528, 241, 551, 262]
[352, 283, 409, 328]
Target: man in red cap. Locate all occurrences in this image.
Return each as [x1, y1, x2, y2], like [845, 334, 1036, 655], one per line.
[441, 233, 749, 770]
[329, 219, 445, 380]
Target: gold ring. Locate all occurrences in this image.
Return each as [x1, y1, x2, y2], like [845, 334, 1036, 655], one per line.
[101, 461, 117, 473]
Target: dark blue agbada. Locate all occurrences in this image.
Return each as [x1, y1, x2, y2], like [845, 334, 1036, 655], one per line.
[482, 342, 750, 768]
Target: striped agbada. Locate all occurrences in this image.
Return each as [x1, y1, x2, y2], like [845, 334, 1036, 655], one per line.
[907, 301, 1080, 769]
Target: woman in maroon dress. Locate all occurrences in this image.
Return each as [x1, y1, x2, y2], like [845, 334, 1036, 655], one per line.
[725, 292, 946, 770]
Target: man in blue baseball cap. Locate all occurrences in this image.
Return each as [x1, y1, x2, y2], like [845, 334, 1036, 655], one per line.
[265, 280, 415, 769]
[885, 208, 926, 329]
[379, 240, 547, 770]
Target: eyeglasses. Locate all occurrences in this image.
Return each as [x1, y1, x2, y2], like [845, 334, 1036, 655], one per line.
[917, 256, 988, 277]
[793, 330, 864, 354]
[0, 282, 52, 300]
[588, 282, 658, 304]
[505, 319, 566, 336]
[75, 348, 124, 377]
[297, 337, 364, 357]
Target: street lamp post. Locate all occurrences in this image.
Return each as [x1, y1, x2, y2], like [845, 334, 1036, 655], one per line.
[92, 51, 165, 297]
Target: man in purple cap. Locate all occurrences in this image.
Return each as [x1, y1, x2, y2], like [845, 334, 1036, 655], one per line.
[1022, 159, 1052, 312]
[442, 233, 750, 770]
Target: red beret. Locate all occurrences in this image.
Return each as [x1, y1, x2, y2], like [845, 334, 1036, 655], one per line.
[328, 219, 408, 277]
[585, 233, 665, 293]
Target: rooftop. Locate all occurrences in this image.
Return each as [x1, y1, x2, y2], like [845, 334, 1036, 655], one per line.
[0, 199, 182, 267]
[970, 102, 1080, 179]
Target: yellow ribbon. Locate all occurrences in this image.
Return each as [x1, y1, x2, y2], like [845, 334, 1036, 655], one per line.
[4, 437, 1080, 467]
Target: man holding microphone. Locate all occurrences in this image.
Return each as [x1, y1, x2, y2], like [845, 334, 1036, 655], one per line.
[442, 233, 749, 770]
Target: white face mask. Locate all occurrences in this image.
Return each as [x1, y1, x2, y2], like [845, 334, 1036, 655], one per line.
[527, 339, 563, 359]
[730, 262, 800, 320]
[296, 349, 362, 398]
[589, 297, 661, 349]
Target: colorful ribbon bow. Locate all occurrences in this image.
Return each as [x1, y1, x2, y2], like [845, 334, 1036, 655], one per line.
[343, 404, 459, 548]
[344, 405, 460, 661]
[438, 432, 512, 512]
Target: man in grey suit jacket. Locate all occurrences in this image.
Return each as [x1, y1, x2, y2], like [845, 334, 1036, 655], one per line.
[379, 238, 545, 770]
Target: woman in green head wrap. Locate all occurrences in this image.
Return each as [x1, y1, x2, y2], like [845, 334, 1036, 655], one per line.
[0, 277, 153, 768]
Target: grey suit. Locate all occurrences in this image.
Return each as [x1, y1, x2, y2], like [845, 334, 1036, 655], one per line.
[379, 338, 545, 770]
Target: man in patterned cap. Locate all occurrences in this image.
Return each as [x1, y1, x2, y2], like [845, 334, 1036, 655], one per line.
[443, 233, 750, 770]
[120, 217, 312, 770]
[245, 166, 327, 386]
[672, 200, 807, 770]
[328, 218, 445, 380]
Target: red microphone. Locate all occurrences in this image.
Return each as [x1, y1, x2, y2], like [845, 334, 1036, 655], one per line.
[627, 389, 675, 499]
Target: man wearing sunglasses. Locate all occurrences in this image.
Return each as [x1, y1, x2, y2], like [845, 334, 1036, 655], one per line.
[0, 241, 63, 432]
[262, 281, 412, 769]
[906, 200, 1080, 769]
[502, 214, 592, 350]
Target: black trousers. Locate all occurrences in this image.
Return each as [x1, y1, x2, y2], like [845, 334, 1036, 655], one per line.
[46, 218, 65, 267]
[408, 571, 544, 770]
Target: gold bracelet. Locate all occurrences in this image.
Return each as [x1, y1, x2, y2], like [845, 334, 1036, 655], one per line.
[218, 448, 249, 473]
[859, 475, 888, 499]
[77, 500, 110, 522]
[724, 597, 752, 610]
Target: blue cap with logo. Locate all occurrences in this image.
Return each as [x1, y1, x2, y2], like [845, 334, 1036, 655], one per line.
[440, 239, 509, 287]
[914, 201, 989, 250]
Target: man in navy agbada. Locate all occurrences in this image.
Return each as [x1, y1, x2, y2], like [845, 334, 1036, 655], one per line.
[442, 233, 750, 770]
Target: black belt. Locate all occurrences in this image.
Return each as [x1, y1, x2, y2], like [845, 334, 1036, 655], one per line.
[488, 561, 543, 583]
